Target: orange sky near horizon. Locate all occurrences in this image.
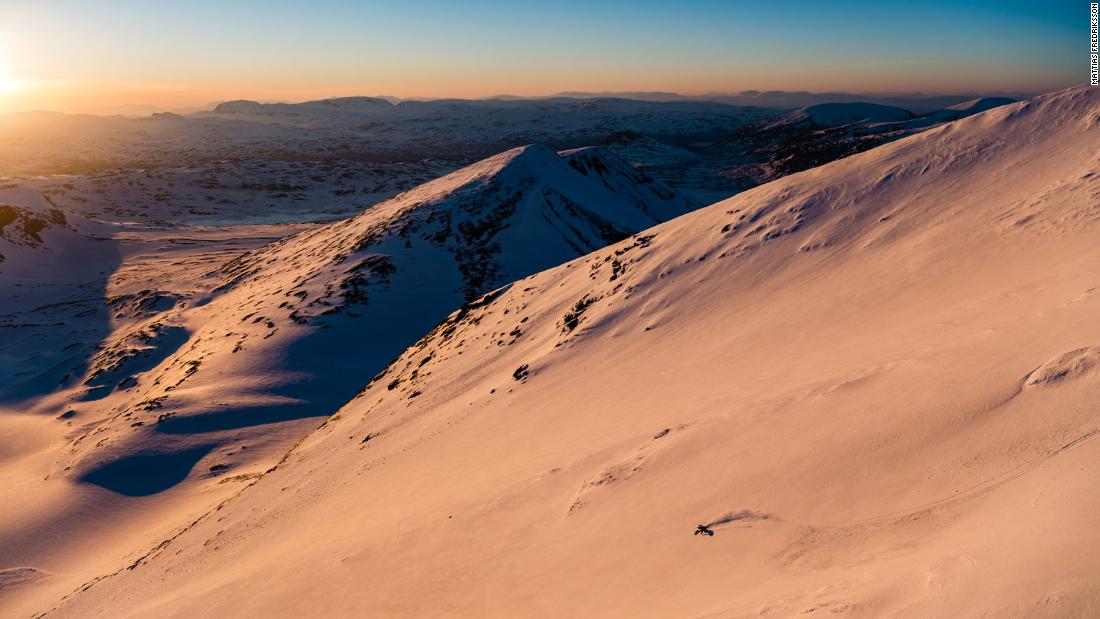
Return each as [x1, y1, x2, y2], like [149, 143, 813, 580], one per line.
[0, 66, 1073, 117]
[0, 1, 1081, 116]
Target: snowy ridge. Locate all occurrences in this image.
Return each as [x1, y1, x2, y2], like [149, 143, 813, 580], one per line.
[219, 144, 695, 307]
[559, 147, 697, 221]
[46, 144, 696, 499]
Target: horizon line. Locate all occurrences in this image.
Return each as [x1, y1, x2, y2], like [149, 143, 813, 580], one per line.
[1, 85, 1064, 119]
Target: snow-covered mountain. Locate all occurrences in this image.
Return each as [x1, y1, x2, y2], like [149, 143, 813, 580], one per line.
[37, 144, 696, 498]
[34, 85, 1100, 617]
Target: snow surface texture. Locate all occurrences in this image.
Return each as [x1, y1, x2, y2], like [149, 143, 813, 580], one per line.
[12, 85, 1097, 617]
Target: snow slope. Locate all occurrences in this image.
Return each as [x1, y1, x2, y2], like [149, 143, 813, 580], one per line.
[0, 188, 120, 402]
[35, 85, 1100, 617]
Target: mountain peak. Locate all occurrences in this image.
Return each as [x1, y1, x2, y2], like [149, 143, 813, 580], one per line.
[54, 142, 697, 502]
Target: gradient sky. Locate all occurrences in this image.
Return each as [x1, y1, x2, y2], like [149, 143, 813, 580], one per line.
[0, 0, 1084, 114]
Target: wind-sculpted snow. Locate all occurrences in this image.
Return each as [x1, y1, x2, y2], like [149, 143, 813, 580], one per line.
[35, 86, 1100, 618]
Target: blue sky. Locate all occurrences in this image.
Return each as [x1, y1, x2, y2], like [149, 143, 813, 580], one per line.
[0, 0, 1084, 112]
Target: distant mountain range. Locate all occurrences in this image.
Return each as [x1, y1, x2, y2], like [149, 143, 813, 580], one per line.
[50, 88, 1036, 119]
[296, 89, 1036, 111]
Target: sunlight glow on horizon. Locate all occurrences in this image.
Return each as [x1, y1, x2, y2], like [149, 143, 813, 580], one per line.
[0, 54, 17, 95]
[0, 1, 1083, 115]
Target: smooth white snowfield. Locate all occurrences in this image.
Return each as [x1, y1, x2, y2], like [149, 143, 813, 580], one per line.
[24, 85, 1100, 616]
